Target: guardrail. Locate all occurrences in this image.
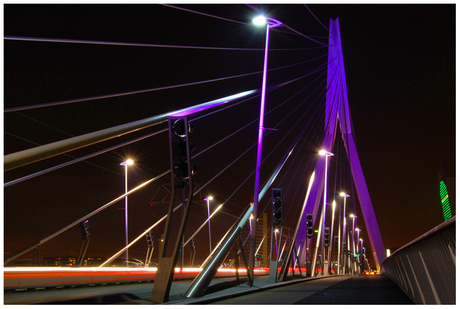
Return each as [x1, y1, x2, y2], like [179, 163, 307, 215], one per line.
[382, 216, 455, 304]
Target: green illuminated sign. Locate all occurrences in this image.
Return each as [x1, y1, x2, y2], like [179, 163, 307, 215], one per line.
[440, 180, 452, 221]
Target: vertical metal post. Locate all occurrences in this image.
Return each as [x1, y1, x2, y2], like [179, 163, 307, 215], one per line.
[328, 200, 336, 274]
[250, 22, 271, 287]
[124, 163, 129, 267]
[341, 194, 348, 274]
[337, 199, 342, 274]
[351, 215, 356, 275]
[151, 116, 195, 303]
[311, 209, 323, 277]
[207, 199, 212, 253]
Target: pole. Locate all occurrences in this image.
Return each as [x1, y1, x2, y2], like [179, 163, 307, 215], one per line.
[320, 153, 332, 274]
[250, 22, 270, 286]
[311, 210, 323, 277]
[337, 198, 342, 274]
[341, 195, 348, 274]
[207, 199, 212, 253]
[328, 200, 336, 274]
[124, 163, 129, 267]
[351, 215, 356, 275]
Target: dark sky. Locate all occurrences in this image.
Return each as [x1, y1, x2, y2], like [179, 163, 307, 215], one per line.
[3, 4, 455, 268]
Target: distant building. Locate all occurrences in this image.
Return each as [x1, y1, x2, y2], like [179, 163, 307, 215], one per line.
[43, 256, 106, 267]
[240, 212, 268, 267]
[437, 161, 456, 221]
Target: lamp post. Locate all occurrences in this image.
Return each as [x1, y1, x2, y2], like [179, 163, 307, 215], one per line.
[319, 149, 334, 275]
[339, 192, 350, 274]
[327, 200, 336, 274]
[204, 196, 213, 253]
[249, 213, 254, 236]
[250, 15, 283, 285]
[350, 214, 357, 274]
[120, 159, 134, 267]
[355, 228, 361, 254]
[274, 228, 279, 259]
[359, 238, 364, 274]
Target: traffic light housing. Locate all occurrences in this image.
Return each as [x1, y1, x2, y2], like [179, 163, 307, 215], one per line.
[306, 214, 313, 238]
[146, 231, 153, 247]
[170, 118, 196, 187]
[334, 236, 338, 248]
[272, 188, 283, 226]
[324, 227, 330, 246]
[79, 220, 89, 241]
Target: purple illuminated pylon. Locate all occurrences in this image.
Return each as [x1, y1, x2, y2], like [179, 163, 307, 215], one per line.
[296, 18, 386, 274]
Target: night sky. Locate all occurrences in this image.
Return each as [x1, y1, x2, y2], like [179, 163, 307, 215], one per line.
[3, 4, 456, 269]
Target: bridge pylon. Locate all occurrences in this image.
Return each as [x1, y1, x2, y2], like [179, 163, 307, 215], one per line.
[296, 18, 386, 274]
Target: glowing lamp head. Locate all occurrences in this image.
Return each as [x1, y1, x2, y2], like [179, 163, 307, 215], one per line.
[253, 15, 267, 26]
[121, 159, 134, 166]
[319, 149, 334, 156]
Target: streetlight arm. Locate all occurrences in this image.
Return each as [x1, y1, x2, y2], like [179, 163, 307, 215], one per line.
[266, 17, 283, 28]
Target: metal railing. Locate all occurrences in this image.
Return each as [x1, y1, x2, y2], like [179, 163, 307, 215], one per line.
[382, 216, 455, 304]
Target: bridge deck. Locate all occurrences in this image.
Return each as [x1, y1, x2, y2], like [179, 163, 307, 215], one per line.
[193, 275, 413, 304]
[295, 275, 414, 304]
[5, 274, 414, 304]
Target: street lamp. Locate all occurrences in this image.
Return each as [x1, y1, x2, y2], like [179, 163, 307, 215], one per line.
[359, 238, 364, 274]
[274, 228, 280, 259]
[319, 149, 334, 275]
[350, 214, 357, 274]
[339, 192, 350, 274]
[204, 196, 213, 253]
[327, 200, 336, 274]
[120, 159, 134, 267]
[355, 228, 361, 254]
[250, 14, 283, 286]
[356, 228, 361, 274]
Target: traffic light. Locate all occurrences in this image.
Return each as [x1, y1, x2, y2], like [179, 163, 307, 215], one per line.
[272, 188, 283, 226]
[306, 214, 313, 238]
[170, 118, 196, 187]
[146, 231, 153, 247]
[324, 227, 330, 246]
[79, 220, 89, 241]
[334, 236, 338, 248]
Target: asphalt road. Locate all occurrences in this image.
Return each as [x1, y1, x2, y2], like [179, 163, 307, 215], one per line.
[209, 275, 414, 304]
[5, 275, 414, 304]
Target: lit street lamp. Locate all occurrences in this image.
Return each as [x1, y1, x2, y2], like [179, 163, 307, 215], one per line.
[339, 192, 350, 274]
[350, 214, 357, 274]
[328, 200, 336, 274]
[250, 14, 283, 285]
[274, 228, 280, 259]
[359, 238, 364, 274]
[204, 196, 213, 253]
[319, 149, 334, 275]
[355, 228, 361, 254]
[356, 228, 361, 274]
[120, 159, 134, 267]
[249, 213, 254, 236]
